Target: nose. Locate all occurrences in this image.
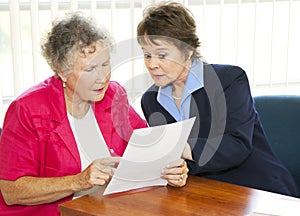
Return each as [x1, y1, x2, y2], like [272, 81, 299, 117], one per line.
[95, 69, 110, 83]
[148, 57, 159, 69]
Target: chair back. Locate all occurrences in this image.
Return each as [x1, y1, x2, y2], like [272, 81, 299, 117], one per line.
[254, 95, 300, 195]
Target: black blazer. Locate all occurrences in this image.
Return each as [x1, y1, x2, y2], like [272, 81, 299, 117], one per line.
[141, 63, 298, 197]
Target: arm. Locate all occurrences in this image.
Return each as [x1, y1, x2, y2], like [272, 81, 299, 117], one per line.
[187, 66, 256, 175]
[0, 99, 120, 205]
[0, 157, 120, 205]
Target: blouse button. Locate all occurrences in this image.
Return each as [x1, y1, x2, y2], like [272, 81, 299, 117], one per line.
[110, 149, 114, 154]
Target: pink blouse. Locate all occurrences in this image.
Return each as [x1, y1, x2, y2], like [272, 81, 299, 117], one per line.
[0, 76, 147, 216]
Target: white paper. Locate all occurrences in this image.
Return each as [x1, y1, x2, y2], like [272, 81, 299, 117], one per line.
[103, 117, 196, 196]
[247, 195, 300, 216]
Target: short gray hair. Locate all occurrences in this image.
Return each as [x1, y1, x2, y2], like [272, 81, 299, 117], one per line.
[41, 12, 114, 75]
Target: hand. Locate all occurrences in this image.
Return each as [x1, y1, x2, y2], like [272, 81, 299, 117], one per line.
[182, 143, 193, 161]
[75, 157, 121, 191]
[161, 159, 189, 187]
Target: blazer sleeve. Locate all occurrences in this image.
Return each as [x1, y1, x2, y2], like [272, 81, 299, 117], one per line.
[187, 65, 258, 175]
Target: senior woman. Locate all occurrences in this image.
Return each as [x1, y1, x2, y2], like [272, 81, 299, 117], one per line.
[0, 13, 188, 216]
[137, 1, 298, 197]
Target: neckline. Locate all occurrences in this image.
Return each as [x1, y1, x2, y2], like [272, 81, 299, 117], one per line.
[67, 105, 91, 120]
[172, 95, 181, 100]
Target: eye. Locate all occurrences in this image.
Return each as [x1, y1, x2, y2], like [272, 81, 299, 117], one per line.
[144, 53, 152, 59]
[84, 67, 96, 73]
[158, 53, 167, 59]
[102, 60, 110, 67]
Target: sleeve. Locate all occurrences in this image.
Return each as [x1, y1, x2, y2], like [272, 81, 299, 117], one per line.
[187, 66, 257, 175]
[0, 100, 40, 180]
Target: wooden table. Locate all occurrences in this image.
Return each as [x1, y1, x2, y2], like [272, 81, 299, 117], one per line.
[59, 176, 300, 216]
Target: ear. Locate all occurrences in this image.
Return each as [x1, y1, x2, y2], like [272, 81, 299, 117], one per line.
[187, 50, 193, 60]
[56, 70, 67, 83]
[184, 50, 193, 61]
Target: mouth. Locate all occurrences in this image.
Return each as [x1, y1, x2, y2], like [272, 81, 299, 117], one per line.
[94, 87, 104, 93]
[152, 74, 164, 79]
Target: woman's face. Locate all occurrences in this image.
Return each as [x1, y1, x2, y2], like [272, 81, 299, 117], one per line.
[140, 39, 191, 87]
[63, 43, 111, 103]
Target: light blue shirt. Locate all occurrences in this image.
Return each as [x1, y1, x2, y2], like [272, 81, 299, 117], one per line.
[157, 59, 204, 121]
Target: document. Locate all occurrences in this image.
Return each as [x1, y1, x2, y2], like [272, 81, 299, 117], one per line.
[103, 117, 196, 196]
[248, 196, 300, 216]
[247, 194, 300, 216]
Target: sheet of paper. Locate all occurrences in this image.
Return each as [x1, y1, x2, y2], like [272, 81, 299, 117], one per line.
[247, 195, 300, 216]
[103, 117, 196, 196]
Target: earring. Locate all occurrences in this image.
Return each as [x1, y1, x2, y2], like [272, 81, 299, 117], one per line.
[63, 82, 66, 88]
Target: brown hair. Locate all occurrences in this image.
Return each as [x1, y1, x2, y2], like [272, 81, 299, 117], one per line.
[137, 1, 201, 59]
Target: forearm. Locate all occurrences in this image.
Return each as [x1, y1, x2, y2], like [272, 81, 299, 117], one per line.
[188, 133, 252, 175]
[0, 174, 82, 206]
[0, 157, 119, 206]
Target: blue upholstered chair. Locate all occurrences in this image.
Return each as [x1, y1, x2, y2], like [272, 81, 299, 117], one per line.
[253, 95, 300, 195]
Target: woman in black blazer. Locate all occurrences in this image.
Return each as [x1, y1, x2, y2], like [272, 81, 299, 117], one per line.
[136, 1, 298, 197]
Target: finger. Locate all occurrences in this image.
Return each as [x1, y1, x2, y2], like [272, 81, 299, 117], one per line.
[165, 174, 188, 187]
[166, 158, 186, 168]
[162, 167, 183, 176]
[89, 174, 110, 186]
[101, 167, 117, 176]
[161, 172, 186, 181]
[89, 162, 116, 176]
[95, 156, 121, 166]
[79, 168, 110, 189]
[181, 143, 193, 160]
[93, 157, 121, 172]
[88, 166, 110, 179]
[162, 162, 188, 176]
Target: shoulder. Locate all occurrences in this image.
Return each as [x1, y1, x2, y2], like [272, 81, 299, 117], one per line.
[204, 63, 248, 88]
[3, 76, 62, 128]
[207, 63, 246, 77]
[142, 84, 159, 100]
[108, 80, 124, 90]
[17, 77, 53, 98]
[106, 81, 127, 97]
[144, 84, 159, 95]
[211, 64, 246, 78]
[11, 76, 59, 109]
